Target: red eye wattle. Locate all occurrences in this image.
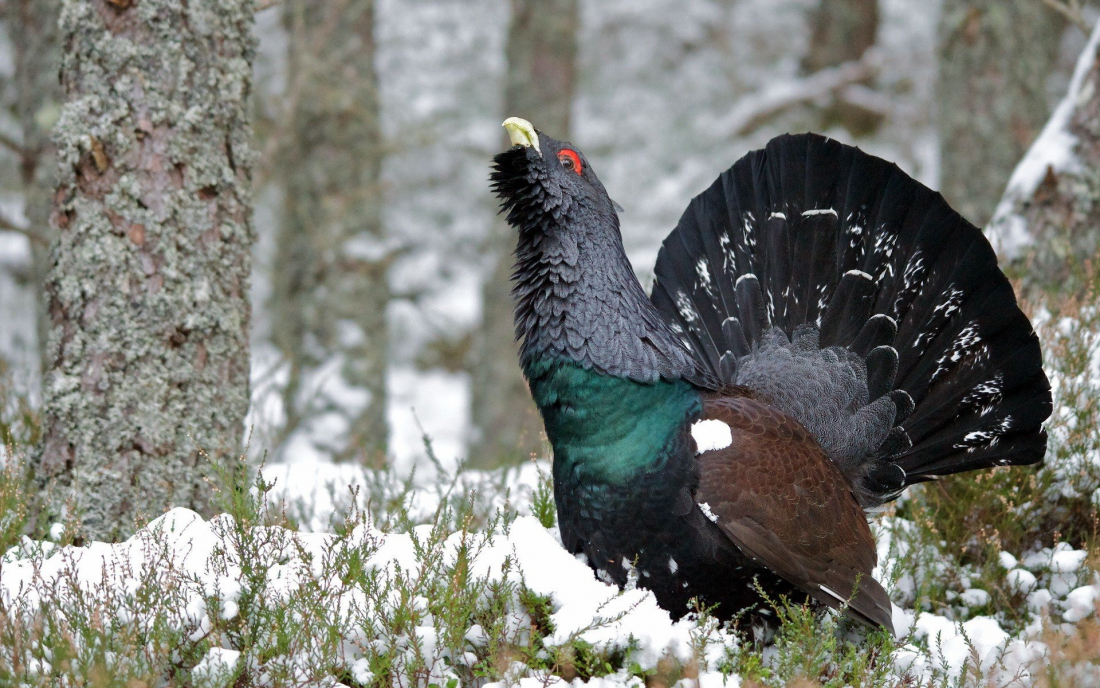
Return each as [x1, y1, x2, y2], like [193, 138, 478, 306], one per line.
[557, 149, 583, 175]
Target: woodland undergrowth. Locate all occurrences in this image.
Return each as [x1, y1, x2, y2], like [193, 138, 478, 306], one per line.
[0, 280, 1098, 687]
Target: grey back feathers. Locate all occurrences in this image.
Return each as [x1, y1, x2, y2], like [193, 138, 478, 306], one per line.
[735, 325, 900, 496]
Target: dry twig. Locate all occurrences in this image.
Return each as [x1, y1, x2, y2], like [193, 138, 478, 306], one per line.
[0, 213, 46, 246]
[1041, 0, 1091, 34]
[0, 132, 27, 158]
[716, 53, 880, 140]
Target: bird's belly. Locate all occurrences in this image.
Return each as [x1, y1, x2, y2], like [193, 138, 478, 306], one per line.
[558, 479, 797, 624]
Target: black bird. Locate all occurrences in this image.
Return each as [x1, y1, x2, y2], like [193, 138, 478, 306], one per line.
[490, 118, 1052, 633]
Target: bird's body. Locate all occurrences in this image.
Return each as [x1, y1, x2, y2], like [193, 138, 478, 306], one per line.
[527, 357, 787, 619]
[491, 119, 1052, 633]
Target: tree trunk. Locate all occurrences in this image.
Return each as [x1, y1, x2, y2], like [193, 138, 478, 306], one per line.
[987, 19, 1100, 297]
[11, 0, 63, 381]
[801, 0, 880, 135]
[467, 0, 579, 468]
[802, 0, 878, 74]
[937, 1, 1065, 228]
[270, 0, 388, 466]
[34, 0, 256, 541]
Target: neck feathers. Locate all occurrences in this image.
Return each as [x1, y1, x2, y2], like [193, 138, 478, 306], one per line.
[511, 211, 698, 383]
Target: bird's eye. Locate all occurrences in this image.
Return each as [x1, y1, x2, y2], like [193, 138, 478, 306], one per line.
[557, 149, 583, 175]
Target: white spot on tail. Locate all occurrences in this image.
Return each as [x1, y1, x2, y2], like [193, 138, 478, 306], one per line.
[769, 211, 787, 220]
[961, 373, 1004, 416]
[719, 232, 736, 271]
[845, 269, 873, 281]
[820, 585, 848, 604]
[932, 286, 965, 319]
[802, 208, 838, 218]
[695, 258, 715, 296]
[902, 252, 925, 290]
[668, 557, 679, 574]
[742, 212, 757, 250]
[676, 290, 698, 324]
[692, 419, 733, 453]
[953, 415, 1014, 452]
[930, 321, 985, 382]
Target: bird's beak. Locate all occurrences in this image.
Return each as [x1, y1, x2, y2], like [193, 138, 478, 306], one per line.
[502, 117, 541, 156]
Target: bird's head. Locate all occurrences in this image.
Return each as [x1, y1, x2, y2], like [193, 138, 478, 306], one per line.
[490, 117, 620, 236]
[489, 117, 701, 383]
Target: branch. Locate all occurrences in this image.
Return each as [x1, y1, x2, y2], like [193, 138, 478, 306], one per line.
[0, 213, 46, 246]
[715, 54, 878, 140]
[255, 0, 281, 11]
[1041, 0, 1091, 34]
[0, 131, 27, 158]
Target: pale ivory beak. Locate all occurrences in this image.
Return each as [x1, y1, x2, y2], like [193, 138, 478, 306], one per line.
[502, 117, 541, 156]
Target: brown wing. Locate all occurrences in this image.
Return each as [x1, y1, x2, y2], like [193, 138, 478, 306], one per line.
[695, 395, 894, 633]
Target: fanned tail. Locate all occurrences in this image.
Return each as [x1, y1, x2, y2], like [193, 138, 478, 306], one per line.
[652, 134, 1051, 505]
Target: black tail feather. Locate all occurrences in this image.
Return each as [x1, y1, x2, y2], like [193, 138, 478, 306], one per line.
[651, 133, 1051, 503]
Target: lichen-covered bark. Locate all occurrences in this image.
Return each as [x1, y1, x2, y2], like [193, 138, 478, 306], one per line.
[270, 0, 388, 465]
[10, 0, 63, 379]
[468, 0, 578, 468]
[937, 1, 1064, 227]
[35, 0, 256, 541]
[989, 22, 1100, 297]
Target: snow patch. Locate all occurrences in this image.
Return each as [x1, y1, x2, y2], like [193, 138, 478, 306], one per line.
[987, 19, 1100, 257]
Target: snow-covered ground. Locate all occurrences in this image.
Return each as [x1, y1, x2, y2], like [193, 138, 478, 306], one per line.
[5, 390, 1100, 687]
[1, 483, 1097, 686]
[5, 304, 1099, 686]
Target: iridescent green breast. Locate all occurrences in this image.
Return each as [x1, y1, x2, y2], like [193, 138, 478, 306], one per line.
[523, 356, 701, 484]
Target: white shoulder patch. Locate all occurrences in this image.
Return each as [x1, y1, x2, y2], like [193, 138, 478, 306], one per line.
[698, 502, 720, 523]
[692, 419, 733, 453]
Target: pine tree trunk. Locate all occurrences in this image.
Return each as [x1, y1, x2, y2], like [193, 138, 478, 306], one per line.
[11, 0, 62, 381]
[801, 0, 880, 135]
[468, 0, 578, 468]
[802, 0, 878, 73]
[937, 0, 1065, 228]
[270, 0, 388, 466]
[34, 0, 256, 541]
[987, 20, 1100, 297]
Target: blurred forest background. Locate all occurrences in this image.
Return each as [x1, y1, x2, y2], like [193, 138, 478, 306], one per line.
[0, 0, 1097, 538]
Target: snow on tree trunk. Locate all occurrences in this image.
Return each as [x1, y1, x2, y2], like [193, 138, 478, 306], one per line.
[270, 0, 388, 466]
[987, 19, 1100, 295]
[468, 0, 579, 467]
[11, 0, 62, 381]
[937, 1, 1065, 228]
[34, 0, 256, 541]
